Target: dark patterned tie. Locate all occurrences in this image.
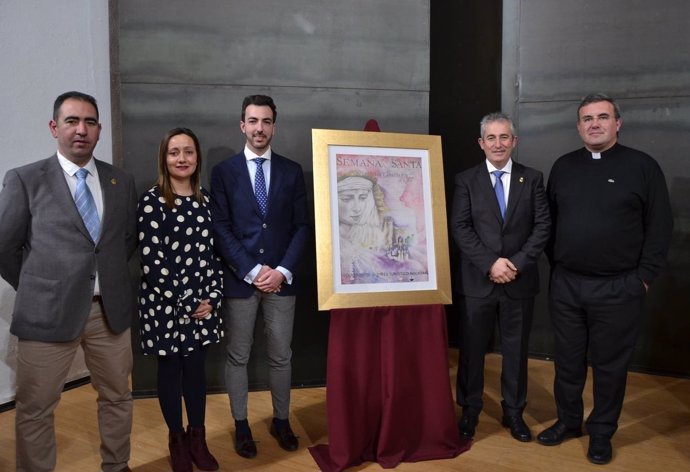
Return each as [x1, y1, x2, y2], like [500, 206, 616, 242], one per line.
[253, 158, 268, 216]
[492, 170, 506, 218]
[75, 168, 101, 241]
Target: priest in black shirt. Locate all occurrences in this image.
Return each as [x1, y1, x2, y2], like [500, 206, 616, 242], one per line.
[537, 93, 673, 465]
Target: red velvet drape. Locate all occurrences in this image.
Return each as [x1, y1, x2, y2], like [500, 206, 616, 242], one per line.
[309, 304, 471, 471]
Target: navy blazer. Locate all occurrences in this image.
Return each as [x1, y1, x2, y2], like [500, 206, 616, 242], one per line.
[450, 161, 550, 299]
[210, 151, 310, 298]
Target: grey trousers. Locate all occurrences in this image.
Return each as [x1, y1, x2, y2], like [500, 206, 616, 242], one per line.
[223, 292, 295, 421]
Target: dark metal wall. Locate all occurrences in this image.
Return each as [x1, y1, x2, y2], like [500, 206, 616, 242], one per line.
[118, 0, 689, 396]
[429, 1, 504, 343]
[502, 1, 690, 376]
[116, 0, 431, 394]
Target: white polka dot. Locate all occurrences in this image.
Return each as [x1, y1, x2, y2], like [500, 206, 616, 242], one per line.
[143, 205, 153, 213]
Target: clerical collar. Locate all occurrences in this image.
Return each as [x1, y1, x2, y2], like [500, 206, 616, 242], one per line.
[588, 142, 619, 160]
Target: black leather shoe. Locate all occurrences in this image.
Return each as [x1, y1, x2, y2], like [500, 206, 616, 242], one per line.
[270, 423, 299, 452]
[458, 413, 479, 439]
[537, 420, 582, 446]
[587, 435, 612, 465]
[502, 415, 532, 442]
[234, 430, 257, 459]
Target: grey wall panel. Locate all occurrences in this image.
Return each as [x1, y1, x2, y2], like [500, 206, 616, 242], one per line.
[121, 84, 429, 194]
[513, 0, 690, 101]
[120, 0, 429, 91]
[119, 1, 430, 393]
[515, 97, 690, 181]
[504, 1, 690, 376]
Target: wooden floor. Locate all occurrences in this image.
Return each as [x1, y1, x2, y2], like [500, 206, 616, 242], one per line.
[1, 351, 689, 471]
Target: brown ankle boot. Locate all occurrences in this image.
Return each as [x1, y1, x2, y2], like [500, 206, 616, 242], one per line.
[168, 431, 192, 472]
[187, 425, 219, 471]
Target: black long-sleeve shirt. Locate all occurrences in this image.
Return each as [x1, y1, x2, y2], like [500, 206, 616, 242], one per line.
[547, 143, 673, 283]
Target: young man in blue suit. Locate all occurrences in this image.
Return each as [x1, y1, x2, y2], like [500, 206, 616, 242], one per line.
[450, 113, 550, 443]
[0, 91, 137, 472]
[210, 95, 309, 459]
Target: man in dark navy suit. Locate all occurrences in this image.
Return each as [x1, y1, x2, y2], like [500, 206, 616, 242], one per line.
[211, 95, 309, 459]
[450, 112, 550, 443]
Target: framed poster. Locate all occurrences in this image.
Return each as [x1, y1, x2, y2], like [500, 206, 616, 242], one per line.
[312, 129, 452, 310]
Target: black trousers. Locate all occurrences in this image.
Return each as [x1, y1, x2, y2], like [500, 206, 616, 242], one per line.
[457, 287, 534, 417]
[549, 266, 645, 437]
[157, 347, 208, 433]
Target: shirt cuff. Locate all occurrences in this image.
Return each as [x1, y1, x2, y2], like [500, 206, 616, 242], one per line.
[244, 264, 263, 284]
[276, 266, 293, 285]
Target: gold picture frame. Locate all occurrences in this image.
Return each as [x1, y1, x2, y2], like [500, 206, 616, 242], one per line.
[312, 128, 452, 310]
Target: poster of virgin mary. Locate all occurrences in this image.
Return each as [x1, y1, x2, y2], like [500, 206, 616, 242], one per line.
[330, 149, 437, 293]
[336, 154, 429, 285]
[312, 129, 451, 309]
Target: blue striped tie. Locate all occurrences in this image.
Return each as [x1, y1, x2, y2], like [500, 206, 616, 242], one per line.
[253, 158, 268, 216]
[75, 168, 101, 241]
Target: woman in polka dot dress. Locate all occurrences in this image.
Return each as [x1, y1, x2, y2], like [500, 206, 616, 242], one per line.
[137, 127, 222, 472]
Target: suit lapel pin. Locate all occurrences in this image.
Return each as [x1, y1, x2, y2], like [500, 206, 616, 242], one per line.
[519, 176, 524, 183]
[111, 178, 117, 185]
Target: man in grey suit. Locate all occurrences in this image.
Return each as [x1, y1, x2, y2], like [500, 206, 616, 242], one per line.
[450, 112, 550, 442]
[0, 91, 137, 472]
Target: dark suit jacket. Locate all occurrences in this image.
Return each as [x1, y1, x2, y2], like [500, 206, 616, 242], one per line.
[450, 161, 550, 299]
[0, 155, 138, 342]
[210, 151, 310, 298]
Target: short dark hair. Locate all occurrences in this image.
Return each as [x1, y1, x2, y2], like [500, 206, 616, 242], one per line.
[241, 95, 277, 122]
[53, 91, 99, 120]
[479, 112, 516, 137]
[577, 93, 621, 120]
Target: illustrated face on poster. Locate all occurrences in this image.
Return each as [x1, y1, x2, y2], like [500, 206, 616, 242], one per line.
[329, 146, 437, 294]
